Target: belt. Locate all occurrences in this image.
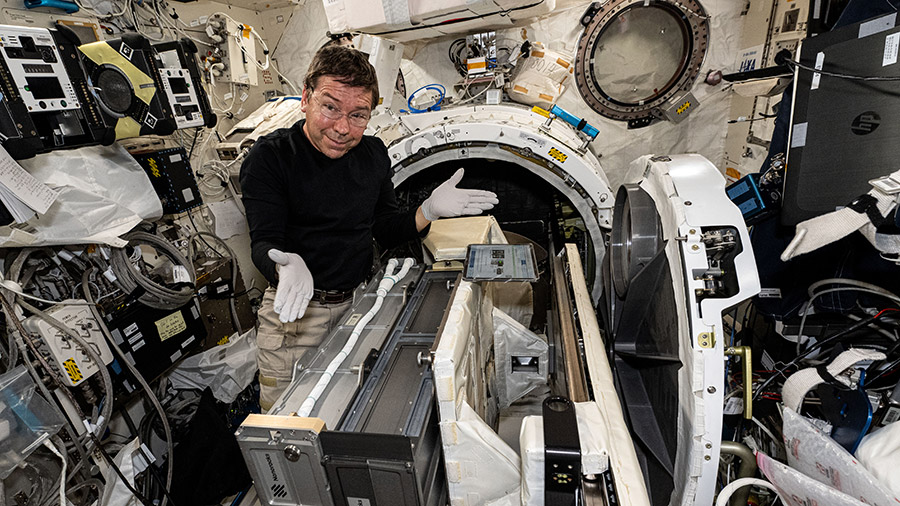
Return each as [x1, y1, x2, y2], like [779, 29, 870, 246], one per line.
[311, 288, 354, 304]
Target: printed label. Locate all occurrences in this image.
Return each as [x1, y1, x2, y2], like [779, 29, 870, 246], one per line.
[724, 397, 744, 415]
[758, 288, 782, 299]
[885, 32, 900, 66]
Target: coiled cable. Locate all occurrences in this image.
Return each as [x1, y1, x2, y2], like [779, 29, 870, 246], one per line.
[110, 232, 195, 310]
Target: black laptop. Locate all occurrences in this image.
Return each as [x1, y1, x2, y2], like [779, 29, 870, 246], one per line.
[784, 13, 900, 226]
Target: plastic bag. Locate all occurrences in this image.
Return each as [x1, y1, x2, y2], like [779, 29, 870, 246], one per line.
[782, 407, 897, 503]
[166, 329, 258, 403]
[0, 143, 163, 247]
[492, 307, 547, 409]
[0, 366, 66, 479]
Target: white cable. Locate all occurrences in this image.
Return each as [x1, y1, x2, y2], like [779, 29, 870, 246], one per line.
[750, 416, 780, 449]
[795, 281, 900, 353]
[72, 0, 129, 18]
[0, 279, 95, 306]
[715, 478, 779, 506]
[454, 75, 497, 106]
[297, 258, 415, 417]
[205, 11, 300, 95]
[43, 439, 66, 506]
[269, 63, 301, 95]
[808, 278, 900, 303]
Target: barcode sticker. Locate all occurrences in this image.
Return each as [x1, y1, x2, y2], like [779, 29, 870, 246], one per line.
[724, 397, 744, 415]
[885, 32, 900, 66]
[811, 52, 825, 90]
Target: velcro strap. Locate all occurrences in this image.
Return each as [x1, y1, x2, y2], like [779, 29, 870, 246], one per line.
[847, 194, 888, 227]
[815, 364, 839, 386]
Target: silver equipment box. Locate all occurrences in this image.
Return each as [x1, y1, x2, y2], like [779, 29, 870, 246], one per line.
[237, 267, 455, 506]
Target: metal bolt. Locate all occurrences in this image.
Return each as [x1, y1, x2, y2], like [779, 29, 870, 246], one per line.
[284, 445, 301, 462]
[707, 386, 716, 394]
[705, 443, 712, 449]
[691, 244, 700, 251]
[689, 229, 696, 234]
[704, 455, 711, 461]
[685, 201, 693, 206]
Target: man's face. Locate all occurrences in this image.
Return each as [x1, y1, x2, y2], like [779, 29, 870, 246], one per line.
[301, 76, 373, 159]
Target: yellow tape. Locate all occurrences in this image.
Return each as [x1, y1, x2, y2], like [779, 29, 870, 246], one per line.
[513, 85, 529, 94]
[538, 93, 554, 102]
[531, 50, 545, 58]
[531, 106, 550, 118]
[556, 58, 570, 68]
[78, 41, 155, 106]
[115, 117, 142, 139]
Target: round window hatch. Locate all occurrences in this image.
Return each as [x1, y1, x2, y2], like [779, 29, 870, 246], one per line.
[575, 0, 709, 128]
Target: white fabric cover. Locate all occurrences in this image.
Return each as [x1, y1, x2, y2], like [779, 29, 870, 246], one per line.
[423, 215, 507, 261]
[519, 401, 611, 505]
[507, 42, 574, 109]
[782, 169, 900, 261]
[856, 421, 900, 498]
[435, 280, 521, 505]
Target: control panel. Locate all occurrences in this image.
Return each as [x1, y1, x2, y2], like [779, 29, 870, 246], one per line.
[0, 26, 80, 113]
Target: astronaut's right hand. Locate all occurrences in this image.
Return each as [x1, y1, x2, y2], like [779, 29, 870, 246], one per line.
[268, 249, 314, 323]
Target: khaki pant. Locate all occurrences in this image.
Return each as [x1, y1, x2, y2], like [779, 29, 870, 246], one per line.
[256, 287, 351, 411]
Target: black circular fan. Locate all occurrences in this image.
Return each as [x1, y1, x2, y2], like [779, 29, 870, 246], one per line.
[94, 65, 134, 115]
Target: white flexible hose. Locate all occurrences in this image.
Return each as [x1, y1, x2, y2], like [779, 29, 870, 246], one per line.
[296, 258, 415, 417]
[43, 439, 66, 506]
[715, 478, 780, 506]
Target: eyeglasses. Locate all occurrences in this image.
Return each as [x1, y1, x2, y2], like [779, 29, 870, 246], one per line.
[310, 92, 371, 128]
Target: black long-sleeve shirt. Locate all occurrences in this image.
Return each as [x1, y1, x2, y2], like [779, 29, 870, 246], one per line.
[239, 120, 420, 290]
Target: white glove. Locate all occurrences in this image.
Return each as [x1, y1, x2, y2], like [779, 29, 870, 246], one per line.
[268, 249, 314, 323]
[421, 168, 499, 221]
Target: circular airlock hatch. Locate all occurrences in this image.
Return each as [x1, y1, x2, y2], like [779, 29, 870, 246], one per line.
[575, 0, 709, 128]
